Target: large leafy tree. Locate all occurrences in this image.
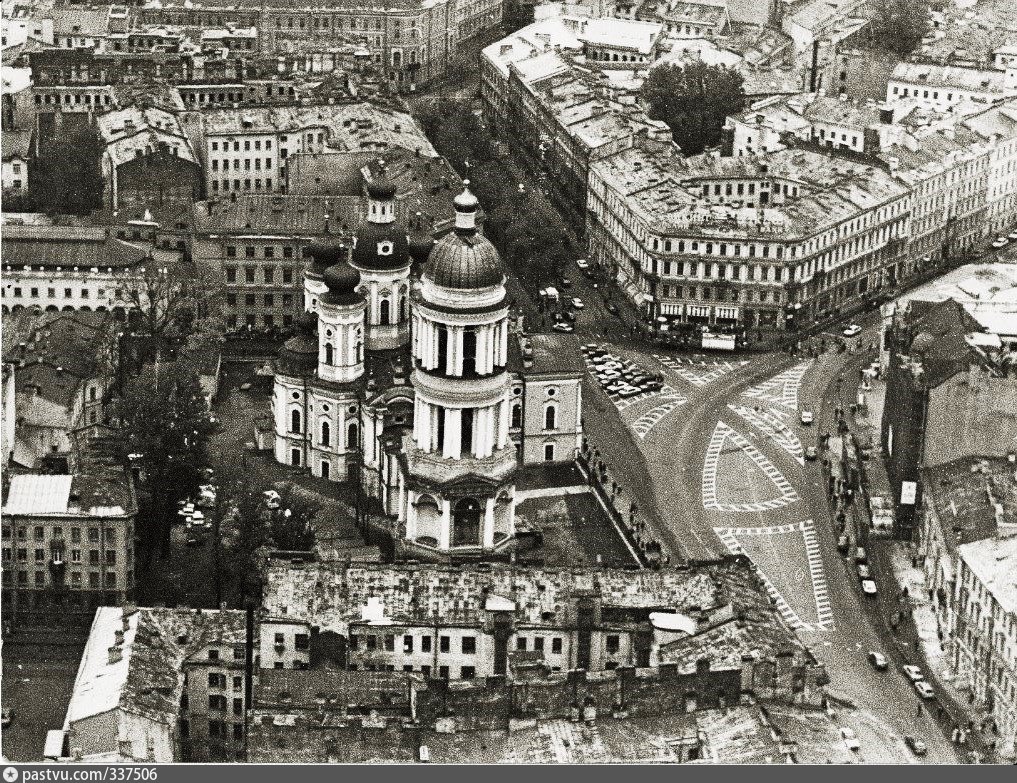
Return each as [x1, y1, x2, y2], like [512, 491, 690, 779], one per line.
[640, 62, 746, 155]
[112, 360, 216, 561]
[869, 0, 931, 58]
[29, 125, 104, 215]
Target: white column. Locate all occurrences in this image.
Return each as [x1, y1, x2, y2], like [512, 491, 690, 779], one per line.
[483, 497, 495, 548]
[497, 400, 508, 450]
[450, 326, 462, 376]
[444, 408, 462, 459]
[439, 499, 451, 550]
[397, 472, 406, 522]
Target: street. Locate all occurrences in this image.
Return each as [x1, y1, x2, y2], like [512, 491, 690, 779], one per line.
[579, 319, 962, 762]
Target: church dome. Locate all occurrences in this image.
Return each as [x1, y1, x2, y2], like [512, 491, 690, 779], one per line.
[351, 221, 409, 271]
[423, 182, 503, 290]
[408, 227, 435, 265]
[424, 231, 504, 290]
[321, 260, 364, 307]
[366, 176, 397, 201]
[305, 241, 343, 278]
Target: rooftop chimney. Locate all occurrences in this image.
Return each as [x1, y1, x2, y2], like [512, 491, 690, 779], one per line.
[108, 645, 123, 665]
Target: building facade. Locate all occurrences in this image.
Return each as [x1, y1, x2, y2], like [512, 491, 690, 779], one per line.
[951, 535, 1017, 760]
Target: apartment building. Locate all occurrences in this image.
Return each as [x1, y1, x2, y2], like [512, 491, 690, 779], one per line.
[1, 128, 31, 193]
[191, 194, 364, 330]
[1, 462, 136, 620]
[587, 144, 911, 331]
[52, 606, 248, 762]
[137, 0, 501, 88]
[952, 534, 1017, 760]
[259, 559, 816, 681]
[1, 225, 149, 317]
[963, 100, 1017, 236]
[181, 103, 435, 197]
[887, 62, 1017, 112]
[96, 107, 202, 212]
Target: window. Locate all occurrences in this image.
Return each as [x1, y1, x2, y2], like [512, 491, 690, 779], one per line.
[551, 637, 563, 654]
[544, 443, 555, 462]
[208, 649, 220, 661]
[421, 635, 432, 653]
[384, 634, 395, 652]
[438, 666, 449, 679]
[517, 637, 527, 651]
[403, 635, 414, 653]
[439, 636, 450, 653]
[209, 694, 227, 712]
[226, 267, 237, 283]
[606, 634, 620, 654]
[208, 672, 226, 688]
[543, 404, 557, 430]
[461, 636, 476, 654]
[460, 666, 475, 679]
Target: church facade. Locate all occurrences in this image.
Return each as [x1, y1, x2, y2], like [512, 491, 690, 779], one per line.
[272, 178, 583, 557]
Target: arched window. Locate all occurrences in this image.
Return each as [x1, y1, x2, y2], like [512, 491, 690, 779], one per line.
[379, 299, 391, 325]
[543, 404, 557, 431]
[290, 408, 302, 433]
[452, 497, 482, 547]
[320, 420, 330, 447]
[347, 421, 359, 449]
[324, 343, 334, 365]
[511, 402, 522, 429]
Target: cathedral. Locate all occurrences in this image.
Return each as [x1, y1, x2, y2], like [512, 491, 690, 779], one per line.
[271, 176, 584, 558]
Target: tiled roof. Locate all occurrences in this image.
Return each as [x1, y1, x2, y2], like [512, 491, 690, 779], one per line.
[192, 194, 364, 236]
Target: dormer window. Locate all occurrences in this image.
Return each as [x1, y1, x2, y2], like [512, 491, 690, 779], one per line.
[377, 241, 394, 256]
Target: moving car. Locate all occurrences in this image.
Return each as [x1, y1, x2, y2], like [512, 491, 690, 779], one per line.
[840, 727, 860, 751]
[855, 547, 867, 564]
[805, 445, 818, 460]
[857, 564, 871, 579]
[800, 410, 814, 425]
[902, 665, 924, 682]
[570, 297, 584, 310]
[991, 236, 1009, 249]
[575, 258, 590, 269]
[861, 579, 878, 596]
[187, 511, 207, 528]
[904, 736, 928, 756]
[914, 680, 935, 699]
[837, 534, 849, 554]
[868, 651, 888, 671]
[552, 322, 575, 333]
[843, 324, 863, 337]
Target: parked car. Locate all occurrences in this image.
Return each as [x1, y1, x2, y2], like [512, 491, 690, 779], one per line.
[991, 236, 1009, 249]
[902, 664, 924, 682]
[855, 547, 867, 564]
[857, 564, 871, 579]
[843, 324, 863, 337]
[837, 534, 849, 554]
[552, 322, 575, 333]
[606, 302, 619, 315]
[560, 278, 573, 289]
[264, 490, 281, 510]
[187, 511, 207, 528]
[2, 708, 12, 728]
[1008, 231, 1017, 242]
[805, 445, 819, 461]
[800, 410, 814, 425]
[571, 297, 584, 310]
[575, 258, 590, 269]
[840, 727, 860, 751]
[861, 579, 878, 596]
[914, 680, 936, 699]
[904, 736, 928, 756]
[868, 651, 888, 671]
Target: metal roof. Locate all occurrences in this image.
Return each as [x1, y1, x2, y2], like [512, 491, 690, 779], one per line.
[3, 474, 73, 515]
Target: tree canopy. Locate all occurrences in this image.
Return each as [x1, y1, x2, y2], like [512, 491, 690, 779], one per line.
[639, 62, 746, 155]
[29, 125, 104, 215]
[869, 0, 932, 58]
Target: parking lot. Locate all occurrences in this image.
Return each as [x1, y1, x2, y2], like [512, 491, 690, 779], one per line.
[580, 343, 665, 403]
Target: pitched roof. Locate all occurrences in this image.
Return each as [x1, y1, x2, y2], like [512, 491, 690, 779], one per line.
[2, 474, 74, 514]
[2, 226, 148, 269]
[192, 194, 365, 236]
[957, 534, 1017, 614]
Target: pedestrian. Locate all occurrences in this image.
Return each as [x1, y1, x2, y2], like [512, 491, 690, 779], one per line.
[917, 703, 923, 718]
[952, 728, 960, 743]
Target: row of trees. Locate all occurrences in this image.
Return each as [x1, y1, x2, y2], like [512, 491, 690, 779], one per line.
[415, 99, 576, 294]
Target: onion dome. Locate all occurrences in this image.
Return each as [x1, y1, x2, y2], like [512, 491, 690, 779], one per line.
[423, 182, 504, 290]
[305, 241, 343, 278]
[321, 260, 364, 307]
[407, 220, 435, 266]
[366, 176, 397, 201]
[277, 311, 318, 376]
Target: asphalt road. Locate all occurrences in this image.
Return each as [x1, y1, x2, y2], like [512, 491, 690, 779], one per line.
[579, 311, 961, 762]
